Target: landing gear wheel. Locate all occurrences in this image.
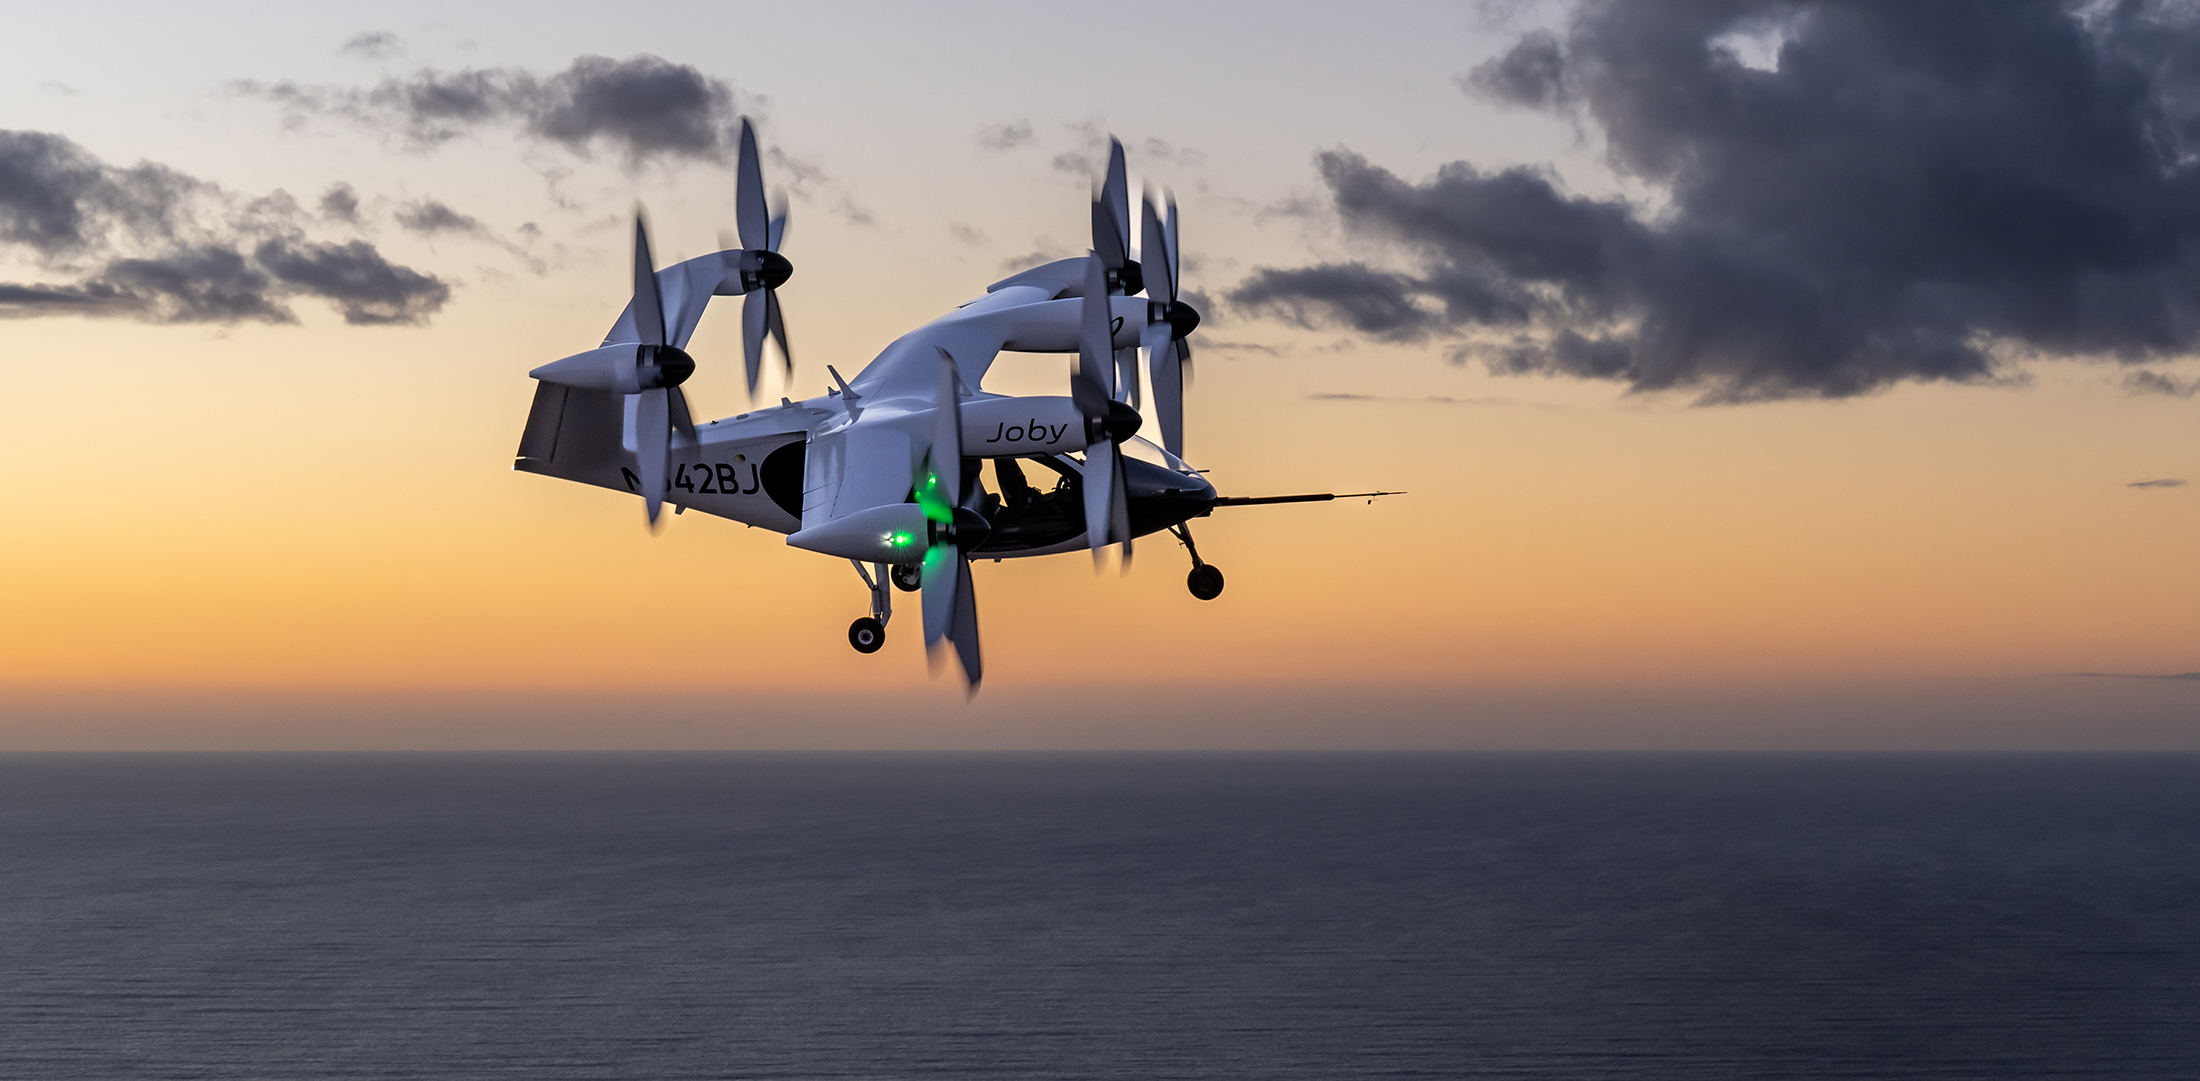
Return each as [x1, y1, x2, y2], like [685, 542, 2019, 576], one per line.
[848, 617, 886, 653]
[889, 563, 922, 592]
[1187, 564, 1225, 601]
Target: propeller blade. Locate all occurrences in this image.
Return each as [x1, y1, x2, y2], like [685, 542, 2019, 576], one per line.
[736, 117, 768, 251]
[1164, 193, 1179, 302]
[1072, 257, 1113, 416]
[949, 558, 981, 688]
[1115, 346, 1140, 409]
[933, 347, 963, 478]
[1141, 191, 1175, 302]
[631, 217, 665, 347]
[921, 544, 958, 652]
[1109, 449, 1131, 548]
[1083, 438, 1115, 553]
[767, 195, 789, 252]
[741, 289, 766, 399]
[668, 385, 697, 444]
[1143, 322, 1182, 458]
[914, 347, 964, 524]
[1090, 196, 1127, 273]
[1179, 338, 1192, 385]
[637, 386, 669, 526]
[1098, 138, 1129, 270]
[919, 544, 979, 690]
[918, 344, 980, 689]
[766, 287, 793, 378]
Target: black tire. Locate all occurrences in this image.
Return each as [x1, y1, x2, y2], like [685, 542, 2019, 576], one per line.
[889, 563, 922, 592]
[848, 617, 886, 653]
[1187, 564, 1225, 601]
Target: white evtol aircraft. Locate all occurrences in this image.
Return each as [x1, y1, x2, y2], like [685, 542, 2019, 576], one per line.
[516, 120, 1391, 689]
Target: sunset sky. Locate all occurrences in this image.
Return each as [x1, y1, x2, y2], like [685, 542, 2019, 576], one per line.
[3, 1, 2195, 749]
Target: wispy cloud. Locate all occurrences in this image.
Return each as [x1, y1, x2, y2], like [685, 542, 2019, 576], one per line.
[1309, 392, 1527, 406]
[976, 120, 1033, 151]
[2125, 370, 2200, 397]
[2073, 671, 2200, 681]
[339, 31, 402, 60]
[234, 54, 753, 171]
[2128, 478, 2187, 489]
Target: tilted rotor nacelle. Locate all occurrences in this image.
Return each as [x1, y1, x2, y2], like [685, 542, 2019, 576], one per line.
[529, 342, 695, 395]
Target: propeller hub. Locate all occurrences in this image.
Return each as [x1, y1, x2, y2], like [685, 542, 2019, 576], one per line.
[759, 249, 793, 290]
[929, 507, 992, 551]
[740, 249, 794, 292]
[1087, 399, 1143, 444]
[1159, 300, 1201, 340]
[640, 344, 695, 388]
[1107, 259, 1143, 299]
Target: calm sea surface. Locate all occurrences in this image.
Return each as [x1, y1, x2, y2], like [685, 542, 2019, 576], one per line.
[0, 753, 2194, 1080]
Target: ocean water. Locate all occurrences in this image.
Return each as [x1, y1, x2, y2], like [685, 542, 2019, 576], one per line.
[0, 754, 2194, 1080]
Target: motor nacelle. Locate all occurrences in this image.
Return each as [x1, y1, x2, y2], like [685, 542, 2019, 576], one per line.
[529, 343, 693, 395]
[959, 396, 1091, 456]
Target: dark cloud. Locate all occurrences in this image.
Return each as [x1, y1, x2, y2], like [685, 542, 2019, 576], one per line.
[1179, 287, 1219, 325]
[2075, 670, 2200, 679]
[394, 198, 484, 236]
[254, 238, 450, 324]
[2125, 369, 2200, 396]
[340, 31, 402, 60]
[236, 54, 748, 169]
[946, 221, 987, 246]
[1462, 28, 1568, 108]
[318, 183, 360, 223]
[976, 121, 1033, 151]
[1236, 1, 2200, 402]
[2128, 478, 2188, 488]
[0, 130, 207, 256]
[530, 55, 740, 166]
[0, 129, 448, 326]
[1233, 261, 1441, 339]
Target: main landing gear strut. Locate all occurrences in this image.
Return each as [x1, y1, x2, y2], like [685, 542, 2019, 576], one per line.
[848, 561, 893, 653]
[1171, 523, 1225, 601]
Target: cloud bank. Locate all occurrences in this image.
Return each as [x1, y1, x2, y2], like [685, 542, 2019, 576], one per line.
[0, 130, 447, 325]
[1235, 1, 2200, 401]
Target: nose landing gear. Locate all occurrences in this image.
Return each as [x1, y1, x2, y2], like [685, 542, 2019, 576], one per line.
[1169, 523, 1225, 601]
[848, 561, 895, 653]
[889, 563, 922, 592]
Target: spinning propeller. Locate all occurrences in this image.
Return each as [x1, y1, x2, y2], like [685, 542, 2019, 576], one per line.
[1090, 138, 1145, 407]
[1073, 256, 1139, 564]
[526, 215, 699, 528]
[1141, 189, 1199, 459]
[730, 117, 795, 399]
[625, 220, 698, 527]
[914, 347, 986, 687]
